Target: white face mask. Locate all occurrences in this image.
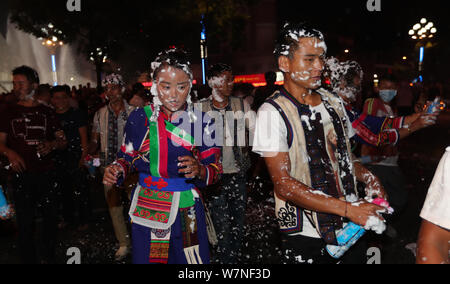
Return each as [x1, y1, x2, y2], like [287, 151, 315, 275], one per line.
[379, 89, 397, 103]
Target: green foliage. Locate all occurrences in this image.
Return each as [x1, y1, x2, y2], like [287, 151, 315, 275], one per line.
[9, 0, 257, 62]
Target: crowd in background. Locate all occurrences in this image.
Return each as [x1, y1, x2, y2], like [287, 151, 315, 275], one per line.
[0, 63, 448, 264]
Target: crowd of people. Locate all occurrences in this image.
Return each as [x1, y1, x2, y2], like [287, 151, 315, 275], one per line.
[0, 22, 448, 264]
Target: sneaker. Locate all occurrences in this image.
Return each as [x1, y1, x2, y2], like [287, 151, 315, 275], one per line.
[114, 246, 130, 261]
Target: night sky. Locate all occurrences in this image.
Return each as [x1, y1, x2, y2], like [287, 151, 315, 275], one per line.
[277, 0, 449, 81]
[1, 0, 448, 81]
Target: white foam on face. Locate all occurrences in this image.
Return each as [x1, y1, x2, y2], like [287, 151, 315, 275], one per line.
[339, 86, 358, 102]
[309, 38, 328, 54]
[166, 66, 176, 79]
[325, 57, 363, 102]
[208, 75, 228, 89]
[315, 41, 328, 53]
[311, 79, 322, 88]
[209, 75, 230, 103]
[212, 89, 224, 103]
[291, 71, 310, 82]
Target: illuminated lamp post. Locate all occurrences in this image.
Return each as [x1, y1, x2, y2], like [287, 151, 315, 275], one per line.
[38, 23, 65, 86]
[408, 18, 437, 81]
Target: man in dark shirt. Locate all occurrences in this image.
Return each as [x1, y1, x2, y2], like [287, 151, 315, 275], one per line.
[252, 71, 279, 111]
[0, 66, 67, 264]
[51, 85, 91, 231]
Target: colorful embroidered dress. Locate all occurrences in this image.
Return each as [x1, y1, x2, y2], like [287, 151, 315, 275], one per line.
[114, 104, 221, 264]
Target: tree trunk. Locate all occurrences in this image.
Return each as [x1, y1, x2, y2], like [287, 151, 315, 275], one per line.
[95, 61, 102, 94]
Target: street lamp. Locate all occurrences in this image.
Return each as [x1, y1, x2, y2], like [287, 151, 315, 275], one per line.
[200, 14, 208, 85]
[89, 47, 108, 63]
[37, 23, 65, 86]
[89, 47, 109, 92]
[408, 18, 437, 76]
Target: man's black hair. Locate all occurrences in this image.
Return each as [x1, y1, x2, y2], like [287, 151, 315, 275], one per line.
[12, 65, 40, 85]
[37, 84, 51, 95]
[50, 85, 70, 97]
[274, 22, 325, 59]
[207, 63, 232, 80]
[379, 74, 398, 85]
[343, 62, 363, 87]
[132, 82, 145, 94]
[265, 71, 277, 85]
[63, 85, 71, 94]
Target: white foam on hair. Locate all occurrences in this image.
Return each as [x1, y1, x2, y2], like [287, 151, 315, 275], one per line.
[277, 24, 327, 56]
[325, 57, 363, 102]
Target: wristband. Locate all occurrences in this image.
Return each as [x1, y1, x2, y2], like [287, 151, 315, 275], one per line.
[344, 202, 348, 218]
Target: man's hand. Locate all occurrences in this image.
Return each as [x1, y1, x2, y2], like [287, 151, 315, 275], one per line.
[36, 141, 55, 157]
[410, 101, 441, 130]
[410, 113, 438, 131]
[103, 164, 123, 186]
[346, 200, 386, 227]
[6, 150, 26, 173]
[354, 161, 388, 201]
[178, 156, 203, 179]
[365, 174, 388, 201]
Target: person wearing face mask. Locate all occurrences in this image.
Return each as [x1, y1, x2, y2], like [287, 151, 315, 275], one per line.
[324, 58, 438, 151]
[90, 73, 134, 261]
[103, 49, 222, 264]
[361, 75, 412, 228]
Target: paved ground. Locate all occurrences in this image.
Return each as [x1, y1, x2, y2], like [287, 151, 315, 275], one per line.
[0, 110, 449, 264]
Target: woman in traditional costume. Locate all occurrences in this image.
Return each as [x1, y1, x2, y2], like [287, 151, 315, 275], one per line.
[103, 49, 222, 264]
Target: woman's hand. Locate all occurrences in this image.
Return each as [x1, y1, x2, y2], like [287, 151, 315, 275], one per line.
[103, 164, 123, 186]
[178, 156, 204, 179]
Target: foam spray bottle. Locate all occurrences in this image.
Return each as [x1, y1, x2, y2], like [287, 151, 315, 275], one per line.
[326, 198, 392, 259]
[0, 185, 12, 219]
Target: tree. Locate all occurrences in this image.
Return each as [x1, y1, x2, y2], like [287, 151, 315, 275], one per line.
[8, 0, 257, 88]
